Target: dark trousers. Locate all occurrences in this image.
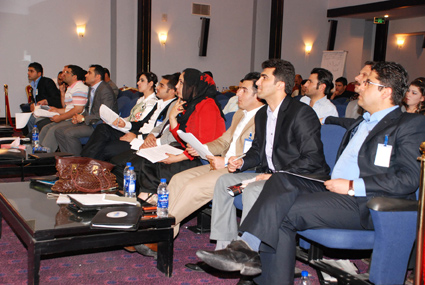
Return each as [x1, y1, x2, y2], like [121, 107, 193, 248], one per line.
[81, 124, 131, 161]
[239, 173, 366, 285]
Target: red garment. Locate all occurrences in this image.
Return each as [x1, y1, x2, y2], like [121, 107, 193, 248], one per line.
[171, 98, 225, 159]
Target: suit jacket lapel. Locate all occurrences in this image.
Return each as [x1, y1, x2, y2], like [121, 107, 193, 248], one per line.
[273, 97, 291, 148]
[363, 108, 401, 145]
[85, 87, 92, 114]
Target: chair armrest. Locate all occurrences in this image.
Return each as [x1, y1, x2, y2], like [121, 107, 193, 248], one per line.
[367, 196, 417, 212]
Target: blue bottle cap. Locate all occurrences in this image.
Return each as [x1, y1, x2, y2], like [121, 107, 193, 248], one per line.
[34, 125, 37, 128]
[129, 166, 134, 170]
[160, 178, 166, 183]
[126, 162, 131, 166]
[301, 270, 308, 277]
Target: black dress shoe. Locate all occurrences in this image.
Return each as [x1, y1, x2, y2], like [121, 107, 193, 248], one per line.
[185, 262, 207, 272]
[134, 244, 158, 259]
[196, 240, 261, 276]
[237, 275, 255, 285]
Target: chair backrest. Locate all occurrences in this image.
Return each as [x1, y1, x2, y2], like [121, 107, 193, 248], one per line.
[224, 112, 235, 130]
[335, 104, 347, 118]
[320, 124, 346, 172]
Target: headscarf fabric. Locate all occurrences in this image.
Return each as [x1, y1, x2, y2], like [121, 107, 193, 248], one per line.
[177, 68, 223, 130]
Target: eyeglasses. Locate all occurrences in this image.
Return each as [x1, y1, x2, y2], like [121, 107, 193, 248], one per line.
[365, 79, 387, 89]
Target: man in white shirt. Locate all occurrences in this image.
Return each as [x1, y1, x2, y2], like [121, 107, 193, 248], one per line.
[81, 73, 179, 161]
[300, 67, 338, 119]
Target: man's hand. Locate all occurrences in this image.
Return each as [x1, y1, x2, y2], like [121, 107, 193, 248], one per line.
[37, 99, 48, 106]
[160, 153, 184, 164]
[206, 155, 225, 170]
[186, 144, 200, 157]
[255, 173, 272, 181]
[72, 113, 84, 124]
[141, 134, 157, 148]
[324, 178, 350, 194]
[112, 118, 126, 128]
[227, 156, 244, 173]
[50, 115, 62, 123]
[120, 132, 136, 142]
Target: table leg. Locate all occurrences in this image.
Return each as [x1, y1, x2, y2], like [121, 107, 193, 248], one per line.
[28, 242, 41, 285]
[156, 229, 174, 277]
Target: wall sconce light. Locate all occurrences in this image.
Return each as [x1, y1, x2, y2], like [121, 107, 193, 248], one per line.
[305, 44, 312, 55]
[77, 25, 86, 37]
[159, 33, 167, 45]
[397, 38, 405, 48]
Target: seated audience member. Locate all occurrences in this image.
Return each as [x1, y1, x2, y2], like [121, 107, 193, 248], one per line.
[301, 67, 338, 119]
[345, 61, 375, 119]
[196, 61, 425, 285]
[23, 62, 62, 135]
[167, 72, 264, 238]
[291, 73, 303, 93]
[39, 65, 88, 151]
[81, 73, 179, 161]
[222, 80, 242, 114]
[111, 69, 226, 200]
[199, 59, 329, 264]
[104, 68, 120, 98]
[291, 79, 307, 98]
[53, 70, 64, 90]
[54, 64, 117, 155]
[329, 76, 356, 101]
[402, 77, 425, 114]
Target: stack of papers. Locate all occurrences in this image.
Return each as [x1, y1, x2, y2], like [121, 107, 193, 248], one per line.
[136, 144, 183, 163]
[57, 193, 139, 207]
[100, 104, 129, 133]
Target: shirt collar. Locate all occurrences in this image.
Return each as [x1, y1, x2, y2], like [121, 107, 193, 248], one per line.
[31, 76, 41, 88]
[363, 105, 399, 123]
[91, 81, 102, 93]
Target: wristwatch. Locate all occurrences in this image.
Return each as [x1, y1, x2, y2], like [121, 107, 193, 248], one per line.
[348, 180, 355, 196]
[81, 117, 85, 122]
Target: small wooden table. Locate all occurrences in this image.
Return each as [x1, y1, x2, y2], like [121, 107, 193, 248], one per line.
[0, 182, 175, 284]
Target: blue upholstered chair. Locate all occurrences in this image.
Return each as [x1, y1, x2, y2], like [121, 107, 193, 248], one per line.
[234, 123, 418, 284]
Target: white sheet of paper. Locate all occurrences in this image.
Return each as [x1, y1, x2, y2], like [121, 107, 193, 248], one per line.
[99, 104, 129, 133]
[176, 130, 213, 160]
[374, 143, 392, 167]
[10, 137, 20, 147]
[66, 194, 139, 206]
[15, 112, 32, 129]
[130, 138, 144, 150]
[33, 106, 59, 118]
[136, 144, 184, 163]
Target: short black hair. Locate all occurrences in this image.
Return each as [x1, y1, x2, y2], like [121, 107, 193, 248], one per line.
[371, 61, 408, 106]
[203, 71, 213, 78]
[89, 64, 105, 81]
[301, 79, 308, 86]
[242, 72, 261, 92]
[162, 72, 180, 91]
[311, 67, 334, 95]
[28, 62, 43, 75]
[335, 77, 348, 86]
[261, 59, 295, 95]
[68, 65, 86, 81]
[104, 68, 110, 77]
[365, 61, 375, 66]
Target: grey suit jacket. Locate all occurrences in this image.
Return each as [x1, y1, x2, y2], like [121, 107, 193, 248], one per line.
[84, 81, 117, 125]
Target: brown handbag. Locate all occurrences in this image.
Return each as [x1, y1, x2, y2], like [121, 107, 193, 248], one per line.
[51, 156, 118, 193]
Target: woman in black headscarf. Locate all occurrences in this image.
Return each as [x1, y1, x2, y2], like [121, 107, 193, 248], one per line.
[137, 68, 226, 199]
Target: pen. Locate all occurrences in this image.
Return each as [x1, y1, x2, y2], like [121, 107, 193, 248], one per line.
[384, 135, 388, 146]
[225, 154, 246, 167]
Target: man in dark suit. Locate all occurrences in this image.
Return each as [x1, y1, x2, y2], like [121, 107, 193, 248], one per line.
[197, 61, 425, 284]
[207, 59, 330, 252]
[55, 64, 117, 155]
[24, 62, 62, 134]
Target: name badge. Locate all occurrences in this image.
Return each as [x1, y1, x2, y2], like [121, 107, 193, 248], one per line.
[243, 132, 253, 153]
[374, 143, 392, 167]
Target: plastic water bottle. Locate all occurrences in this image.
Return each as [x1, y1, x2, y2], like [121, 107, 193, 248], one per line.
[32, 125, 39, 148]
[157, 178, 169, 217]
[32, 146, 51, 153]
[125, 166, 136, 198]
[298, 271, 311, 285]
[123, 162, 131, 193]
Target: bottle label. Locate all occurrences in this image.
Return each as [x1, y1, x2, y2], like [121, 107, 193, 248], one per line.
[32, 133, 39, 143]
[157, 193, 168, 208]
[128, 179, 135, 193]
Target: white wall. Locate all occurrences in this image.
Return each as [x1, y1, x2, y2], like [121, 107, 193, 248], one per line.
[151, 0, 265, 90]
[0, 0, 137, 116]
[282, 0, 330, 79]
[386, 16, 425, 81]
